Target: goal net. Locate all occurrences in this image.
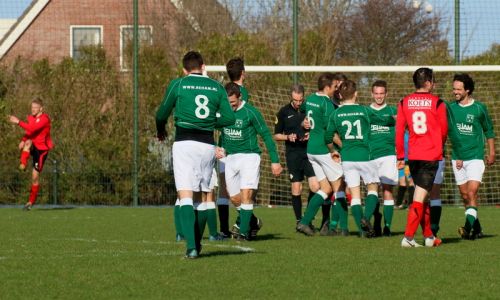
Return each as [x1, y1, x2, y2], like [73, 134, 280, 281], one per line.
[206, 65, 500, 206]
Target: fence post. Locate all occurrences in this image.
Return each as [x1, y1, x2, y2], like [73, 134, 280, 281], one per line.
[52, 159, 58, 205]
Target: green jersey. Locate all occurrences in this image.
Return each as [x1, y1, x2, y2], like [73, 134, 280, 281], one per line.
[303, 92, 334, 155]
[219, 102, 279, 163]
[239, 85, 250, 103]
[326, 103, 372, 162]
[367, 104, 397, 159]
[156, 74, 235, 138]
[446, 99, 495, 160]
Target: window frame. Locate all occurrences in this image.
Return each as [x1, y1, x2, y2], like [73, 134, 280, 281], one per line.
[69, 25, 104, 59]
[119, 25, 153, 71]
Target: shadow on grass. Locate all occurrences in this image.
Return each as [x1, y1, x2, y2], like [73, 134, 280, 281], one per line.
[252, 233, 287, 241]
[35, 206, 76, 211]
[200, 250, 256, 258]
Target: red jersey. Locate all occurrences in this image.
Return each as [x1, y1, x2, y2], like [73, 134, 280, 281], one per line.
[396, 92, 447, 161]
[19, 113, 54, 151]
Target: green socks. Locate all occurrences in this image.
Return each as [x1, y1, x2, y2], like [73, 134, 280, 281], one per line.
[364, 192, 379, 221]
[206, 202, 218, 237]
[464, 206, 477, 233]
[350, 198, 363, 232]
[300, 191, 328, 226]
[179, 198, 196, 251]
[174, 199, 183, 238]
[240, 204, 253, 237]
[383, 199, 394, 229]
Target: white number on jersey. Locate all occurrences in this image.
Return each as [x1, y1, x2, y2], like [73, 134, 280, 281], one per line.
[412, 111, 427, 134]
[195, 95, 210, 119]
[307, 110, 315, 129]
[342, 119, 363, 140]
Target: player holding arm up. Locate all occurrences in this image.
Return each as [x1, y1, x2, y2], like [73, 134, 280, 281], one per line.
[156, 51, 235, 259]
[9, 97, 54, 211]
[447, 73, 495, 240]
[396, 67, 447, 248]
[216, 82, 282, 241]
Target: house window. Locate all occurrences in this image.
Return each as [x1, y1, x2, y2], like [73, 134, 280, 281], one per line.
[120, 25, 153, 71]
[70, 26, 103, 60]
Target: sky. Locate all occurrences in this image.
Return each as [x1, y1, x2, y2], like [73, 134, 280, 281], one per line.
[0, 0, 499, 58]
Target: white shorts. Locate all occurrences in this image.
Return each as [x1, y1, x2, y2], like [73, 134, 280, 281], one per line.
[209, 168, 218, 190]
[172, 141, 215, 192]
[307, 153, 343, 182]
[434, 159, 446, 184]
[342, 161, 380, 188]
[452, 159, 485, 185]
[372, 155, 398, 185]
[225, 153, 261, 197]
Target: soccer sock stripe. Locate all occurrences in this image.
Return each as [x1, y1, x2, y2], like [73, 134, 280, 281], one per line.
[404, 202, 423, 239]
[301, 191, 327, 225]
[291, 195, 302, 221]
[179, 198, 196, 251]
[465, 207, 477, 232]
[383, 199, 394, 228]
[430, 199, 442, 235]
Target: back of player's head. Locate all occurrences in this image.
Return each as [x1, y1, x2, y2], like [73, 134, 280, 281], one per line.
[290, 84, 305, 96]
[413, 67, 434, 89]
[453, 73, 475, 95]
[372, 80, 387, 91]
[317, 72, 335, 91]
[32, 97, 43, 106]
[226, 57, 245, 82]
[182, 51, 204, 72]
[333, 73, 348, 82]
[225, 82, 241, 98]
[338, 80, 357, 100]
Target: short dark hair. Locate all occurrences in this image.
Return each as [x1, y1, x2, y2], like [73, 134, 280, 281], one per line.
[225, 82, 241, 98]
[338, 80, 357, 100]
[372, 80, 387, 91]
[32, 97, 44, 106]
[333, 73, 348, 82]
[453, 73, 475, 95]
[413, 67, 434, 89]
[182, 51, 204, 72]
[290, 84, 305, 96]
[317, 72, 335, 91]
[226, 57, 245, 82]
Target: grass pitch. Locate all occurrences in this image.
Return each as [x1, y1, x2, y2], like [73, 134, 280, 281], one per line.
[0, 206, 499, 299]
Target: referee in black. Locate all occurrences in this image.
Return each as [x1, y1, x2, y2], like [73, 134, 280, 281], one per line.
[274, 84, 320, 229]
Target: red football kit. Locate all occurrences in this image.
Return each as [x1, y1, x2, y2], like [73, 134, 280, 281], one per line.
[19, 113, 54, 150]
[396, 92, 448, 161]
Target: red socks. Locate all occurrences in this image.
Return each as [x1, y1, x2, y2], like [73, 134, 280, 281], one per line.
[420, 202, 433, 238]
[29, 184, 40, 205]
[404, 202, 423, 238]
[20, 150, 30, 167]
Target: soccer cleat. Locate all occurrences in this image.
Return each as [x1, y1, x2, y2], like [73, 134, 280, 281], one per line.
[184, 249, 199, 259]
[320, 223, 339, 236]
[23, 202, 32, 211]
[424, 236, 442, 247]
[360, 218, 376, 238]
[401, 237, 423, 248]
[250, 218, 263, 238]
[383, 226, 392, 237]
[296, 223, 315, 236]
[230, 224, 240, 238]
[175, 234, 185, 242]
[458, 226, 471, 240]
[235, 234, 251, 242]
[19, 164, 26, 172]
[209, 233, 225, 241]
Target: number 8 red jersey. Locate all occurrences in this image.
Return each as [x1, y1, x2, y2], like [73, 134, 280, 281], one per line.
[396, 92, 448, 161]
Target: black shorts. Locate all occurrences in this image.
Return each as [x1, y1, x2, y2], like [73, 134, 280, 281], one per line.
[408, 160, 439, 192]
[31, 146, 49, 172]
[286, 150, 315, 183]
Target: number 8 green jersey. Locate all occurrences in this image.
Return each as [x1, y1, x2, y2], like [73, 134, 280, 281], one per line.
[156, 74, 235, 134]
[326, 104, 372, 162]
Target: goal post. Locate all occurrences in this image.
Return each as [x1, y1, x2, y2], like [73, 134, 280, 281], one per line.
[206, 65, 500, 207]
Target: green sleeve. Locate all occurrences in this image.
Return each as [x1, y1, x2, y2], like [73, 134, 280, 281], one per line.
[155, 79, 179, 135]
[250, 108, 280, 163]
[215, 89, 236, 128]
[323, 100, 333, 128]
[479, 102, 495, 139]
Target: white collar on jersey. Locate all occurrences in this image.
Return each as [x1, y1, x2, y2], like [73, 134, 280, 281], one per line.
[236, 101, 246, 111]
[370, 103, 387, 110]
[458, 98, 475, 107]
[341, 102, 358, 106]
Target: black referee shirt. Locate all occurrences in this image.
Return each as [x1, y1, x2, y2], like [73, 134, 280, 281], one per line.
[274, 103, 308, 152]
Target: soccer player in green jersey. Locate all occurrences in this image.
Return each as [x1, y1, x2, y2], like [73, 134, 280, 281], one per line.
[226, 57, 250, 102]
[156, 51, 236, 258]
[326, 80, 380, 237]
[296, 73, 345, 236]
[216, 82, 283, 240]
[447, 73, 495, 240]
[367, 80, 398, 236]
